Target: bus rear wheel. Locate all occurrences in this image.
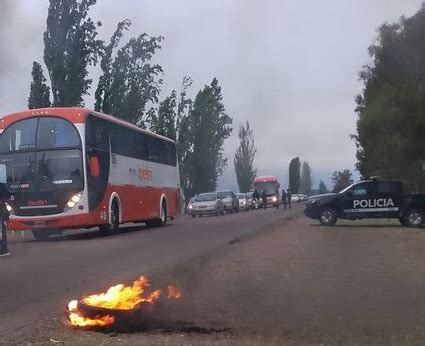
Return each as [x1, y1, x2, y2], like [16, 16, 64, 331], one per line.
[146, 201, 167, 228]
[100, 200, 120, 236]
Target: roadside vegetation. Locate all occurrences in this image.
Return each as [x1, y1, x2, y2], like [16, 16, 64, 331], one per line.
[353, 4, 425, 192]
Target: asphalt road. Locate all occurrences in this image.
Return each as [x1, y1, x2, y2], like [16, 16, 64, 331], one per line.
[0, 206, 290, 343]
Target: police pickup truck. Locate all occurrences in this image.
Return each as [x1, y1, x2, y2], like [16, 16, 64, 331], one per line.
[304, 179, 425, 227]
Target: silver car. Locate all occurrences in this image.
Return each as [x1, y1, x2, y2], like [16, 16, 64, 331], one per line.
[187, 192, 224, 217]
[236, 193, 249, 210]
[217, 191, 239, 213]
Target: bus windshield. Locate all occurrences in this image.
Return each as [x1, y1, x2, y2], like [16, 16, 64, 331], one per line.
[0, 117, 83, 193]
[253, 181, 278, 196]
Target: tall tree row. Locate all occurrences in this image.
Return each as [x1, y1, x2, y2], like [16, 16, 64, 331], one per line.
[318, 180, 328, 194]
[28, 61, 51, 109]
[44, 0, 103, 106]
[299, 161, 312, 194]
[28, 0, 234, 200]
[186, 79, 233, 196]
[234, 121, 257, 193]
[331, 169, 353, 193]
[353, 4, 425, 191]
[94, 19, 163, 126]
[288, 157, 301, 193]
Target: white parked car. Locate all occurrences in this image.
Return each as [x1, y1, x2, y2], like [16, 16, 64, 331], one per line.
[236, 193, 249, 210]
[187, 193, 225, 217]
[291, 194, 309, 202]
[217, 191, 239, 213]
[291, 194, 302, 202]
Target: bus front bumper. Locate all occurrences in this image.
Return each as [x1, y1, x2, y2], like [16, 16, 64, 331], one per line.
[7, 212, 100, 231]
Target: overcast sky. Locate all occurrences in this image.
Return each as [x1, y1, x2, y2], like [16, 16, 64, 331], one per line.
[0, 0, 423, 190]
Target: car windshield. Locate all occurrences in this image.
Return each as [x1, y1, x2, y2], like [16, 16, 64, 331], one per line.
[195, 193, 217, 202]
[218, 191, 232, 198]
[339, 183, 356, 194]
[246, 192, 253, 198]
[237, 193, 245, 199]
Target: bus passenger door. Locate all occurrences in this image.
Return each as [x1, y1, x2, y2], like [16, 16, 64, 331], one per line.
[86, 116, 110, 211]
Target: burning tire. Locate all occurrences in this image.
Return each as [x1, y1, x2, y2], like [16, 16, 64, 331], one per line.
[66, 276, 181, 330]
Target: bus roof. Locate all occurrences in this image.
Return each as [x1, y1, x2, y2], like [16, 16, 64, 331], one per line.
[253, 175, 278, 183]
[0, 107, 175, 143]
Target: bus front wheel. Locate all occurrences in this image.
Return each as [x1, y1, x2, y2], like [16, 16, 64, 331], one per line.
[32, 229, 51, 241]
[100, 200, 120, 236]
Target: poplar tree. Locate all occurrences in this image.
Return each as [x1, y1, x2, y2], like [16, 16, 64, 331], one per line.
[234, 121, 257, 192]
[28, 61, 51, 109]
[43, 0, 103, 106]
[288, 157, 301, 193]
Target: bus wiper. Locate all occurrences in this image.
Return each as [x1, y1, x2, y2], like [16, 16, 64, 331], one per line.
[39, 153, 51, 180]
[15, 156, 35, 193]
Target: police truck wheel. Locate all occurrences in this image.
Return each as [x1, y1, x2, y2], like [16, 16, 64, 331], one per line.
[399, 217, 407, 227]
[404, 209, 423, 228]
[319, 207, 337, 226]
[100, 200, 120, 235]
[32, 229, 50, 241]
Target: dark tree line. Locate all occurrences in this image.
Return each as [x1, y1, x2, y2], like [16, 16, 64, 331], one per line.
[27, 0, 233, 199]
[353, 4, 425, 192]
[287, 157, 312, 194]
[234, 121, 257, 193]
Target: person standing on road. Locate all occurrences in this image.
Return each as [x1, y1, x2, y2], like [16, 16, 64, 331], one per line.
[261, 190, 267, 209]
[0, 183, 11, 257]
[281, 189, 287, 209]
[252, 189, 260, 209]
[287, 188, 292, 210]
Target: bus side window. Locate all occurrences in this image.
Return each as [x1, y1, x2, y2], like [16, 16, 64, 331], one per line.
[134, 132, 148, 161]
[147, 136, 160, 162]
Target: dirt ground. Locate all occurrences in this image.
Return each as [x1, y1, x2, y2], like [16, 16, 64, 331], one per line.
[22, 211, 425, 345]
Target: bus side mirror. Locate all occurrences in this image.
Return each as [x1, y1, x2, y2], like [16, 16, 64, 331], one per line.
[89, 156, 100, 177]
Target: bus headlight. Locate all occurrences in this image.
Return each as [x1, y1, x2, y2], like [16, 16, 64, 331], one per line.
[5, 202, 14, 215]
[66, 193, 82, 209]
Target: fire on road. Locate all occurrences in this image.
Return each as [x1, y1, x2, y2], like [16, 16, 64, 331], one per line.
[67, 276, 181, 328]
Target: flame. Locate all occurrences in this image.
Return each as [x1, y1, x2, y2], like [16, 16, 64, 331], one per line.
[66, 276, 181, 328]
[82, 276, 161, 310]
[67, 300, 115, 327]
[167, 285, 182, 300]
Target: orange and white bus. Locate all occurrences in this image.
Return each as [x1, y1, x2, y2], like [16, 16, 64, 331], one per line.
[0, 108, 181, 240]
[253, 175, 280, 207]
